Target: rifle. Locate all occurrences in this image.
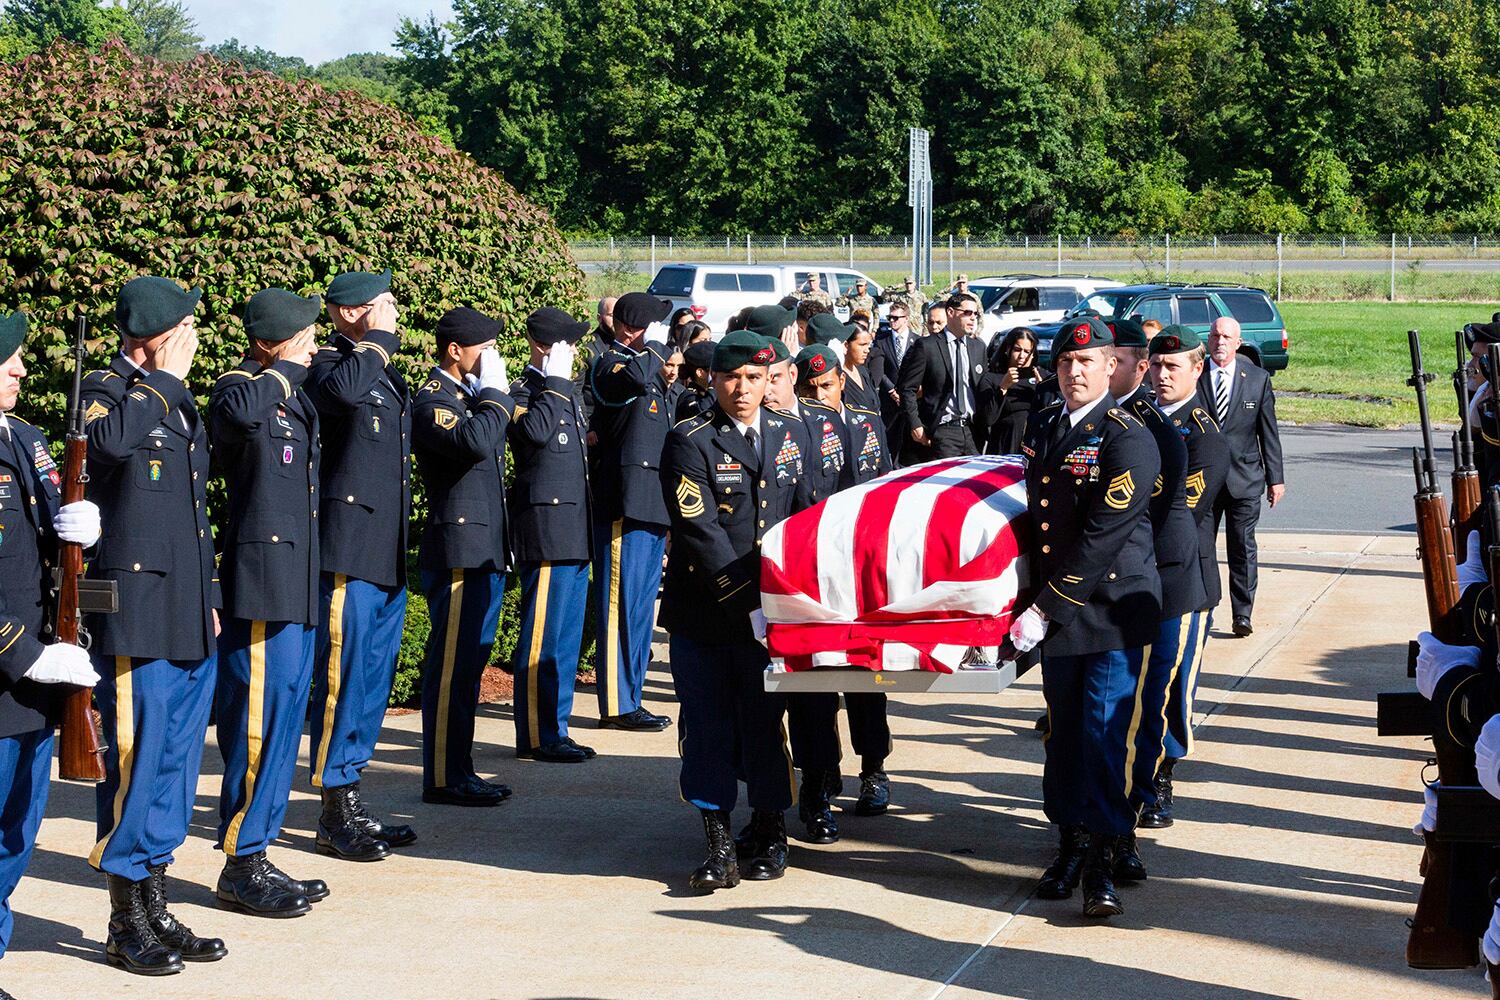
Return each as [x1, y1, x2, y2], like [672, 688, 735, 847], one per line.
[55, 314, 106, 782]
[1403, 329, 1480, 970]
[1452, 331, 1481, 561]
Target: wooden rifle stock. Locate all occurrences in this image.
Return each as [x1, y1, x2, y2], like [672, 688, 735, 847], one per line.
[56, 315, 104, 782]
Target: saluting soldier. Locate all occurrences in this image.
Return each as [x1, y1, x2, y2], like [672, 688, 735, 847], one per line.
[661, 331, 814, 892]
[84, 277, 226, 974]
[1140, 326, 1230, 827]
[1104, 319, 1207, 883]
[508, 309, 596, 764]
[835, 277, 877, 317]
[411, 308, 518, 806]
[0, 312, 103, 974]
[673, 340, 716, 423]
[1007, 316, 1161, 920]
[879, 275, 927, 318]
[303, 269, 415, 860]
[586, 292, 675, 732]
[207, 289, 326, 917]
[796, 273, 834, 309]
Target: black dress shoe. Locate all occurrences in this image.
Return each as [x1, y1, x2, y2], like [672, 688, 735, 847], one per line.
[216, 853, 311, 918]
[258, 855, 329, 903]
[346, 782, 418, 847]
[1138, 760, 1176, 829]
[1232, 616, 1253, 637]
[516, 740, 591, 763]
[689, 809, 741, 893]
[1081, 836, 1124, 918]
[854, 771, 890, 816]
[1034, 712, 1050, 735]
[1113, 833, 1147, 882]
[742, 810, 789, 880]
[797, 769, 839, 844]
[104, 874, 183, 976]
[424, 775, 506, 807]
[598, 707, 671, 731]
[564, 737, 597, 759]
[734, 821, 756, 862]
[467, 775, 514, 799]
[1035, 824, 1088, 900]
[145, 864, 228, 962]
[317, 785, 391, 862]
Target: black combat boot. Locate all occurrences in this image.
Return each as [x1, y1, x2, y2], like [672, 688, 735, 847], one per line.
[1081, 835, 1125, 918]
[797, 769, 839, 844]
[258, 853, 329, 903]
[742, 810, 790, 881]
[1113, 832, 1147, 882]
[689, 810, 741, 893]
[144, 864, 228, 962]
[1138, 759, 1175, 829]
[346, 781, 418, 847]
[216, 852, 312, 918]
[104, 874, 182, 976]
[317, 784, 391, 862]
[854, 770, 890, 816]
[1035, 824, 1089, 900]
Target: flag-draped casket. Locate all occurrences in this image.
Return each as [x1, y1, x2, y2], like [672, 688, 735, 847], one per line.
[760, 455, 1030, 673]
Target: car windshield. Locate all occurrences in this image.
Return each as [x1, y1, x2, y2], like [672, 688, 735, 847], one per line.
[648, 266, 694, 298]
[1072, 291, 1133, 319]
[974, 286, 1007, 311]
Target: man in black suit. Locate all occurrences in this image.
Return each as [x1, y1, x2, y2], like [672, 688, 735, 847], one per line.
[1198, 317, 1285, 636]
[896, 294, 987, 460]
[872, 302, 917, 453]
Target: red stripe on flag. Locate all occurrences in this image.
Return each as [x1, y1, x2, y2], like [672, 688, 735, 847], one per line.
[852, 458, 972, 613]
[920, 468, 1018, 585]
[761, 500, 825, 602]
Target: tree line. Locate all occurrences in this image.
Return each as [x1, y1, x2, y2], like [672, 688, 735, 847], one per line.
[8, 0, 1500, 238]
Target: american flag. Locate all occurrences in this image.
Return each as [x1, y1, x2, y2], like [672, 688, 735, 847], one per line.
[760, 455, 1030, 673]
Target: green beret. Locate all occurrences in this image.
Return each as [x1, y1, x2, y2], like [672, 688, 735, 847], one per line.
[117, 276, 201, 339]
[244, 288, 322, 344]
[325, 268, 392, 307]
[0, 311, 26, 362]
[743, 304, 796, 339]
[806, 313, 857, 345]
[764, 336, 791, 363]
[795, 345, 840, 383]
[1148, 325, 1203, 355]
[712, 330, 776, 372]
[1052, 317, 1113, 360]
[1111, 318, 1147, 348]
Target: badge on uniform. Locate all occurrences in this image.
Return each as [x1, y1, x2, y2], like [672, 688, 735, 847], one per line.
[372, 415, 382, 433]
[148, 460, 163, 482]
[1185, 469, 1206, 509]
[675, 474, 705, 518]
[434, 409, 458, 430]
[774, 436, 802, 481]
[558, 431, 568, 445]
[282, 444, 294, 465]
[1104, 470, 1135, 510]
[649, 399, 659, 414]
[858, 425, 881, 470]
[85, 400, 109, 423]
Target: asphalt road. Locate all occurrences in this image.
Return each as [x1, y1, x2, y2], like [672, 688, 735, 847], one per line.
[582, 257, 1500, 275]
[1264, 424, 1430, 534]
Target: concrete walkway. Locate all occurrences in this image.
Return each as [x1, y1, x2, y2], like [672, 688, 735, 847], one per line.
[1, 533, 1482, 999]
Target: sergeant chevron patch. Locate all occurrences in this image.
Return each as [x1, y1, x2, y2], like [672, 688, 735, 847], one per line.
[1185, 469, 1206, 509]
[1105, 470, 1135, 510]
[676, 475, 705, 518]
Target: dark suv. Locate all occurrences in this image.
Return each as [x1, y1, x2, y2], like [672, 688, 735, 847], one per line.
[1031, 283, 1289, 372]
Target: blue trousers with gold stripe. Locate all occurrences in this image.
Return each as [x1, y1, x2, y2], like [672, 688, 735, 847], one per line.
[592, 518, 666, 719]
[0, 728, 51, 957]
[1163, 612, 1213, 761]
[1040, 646, 1150, 836]
[1127, 612, 1210, 811]
[670, 634, 794, 813]
[309, 573, 407, 789]
[420, 568, 505, 789]
[215, 619, 317, 857]
[512, 560, 590, 751]
[91, 654, 217, 881]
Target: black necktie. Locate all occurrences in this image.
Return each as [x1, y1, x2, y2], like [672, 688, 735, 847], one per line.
[744, 427, 758, 459]
[1047, 410, 1072, 456]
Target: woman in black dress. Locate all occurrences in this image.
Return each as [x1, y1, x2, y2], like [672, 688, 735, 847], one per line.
[978, 327, 1044, 455]
[842, 313, 881, 412]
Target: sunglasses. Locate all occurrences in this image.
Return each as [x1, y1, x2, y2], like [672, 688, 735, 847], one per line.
[957, 309, 979, 317]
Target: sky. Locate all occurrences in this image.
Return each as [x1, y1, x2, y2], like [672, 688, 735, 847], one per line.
[181, 0, 454, 66]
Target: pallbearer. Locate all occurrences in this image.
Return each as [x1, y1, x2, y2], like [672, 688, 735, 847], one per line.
[208, 289, 326, 917]
[84, 277, 226, 973]
[509, 308, 596, 764]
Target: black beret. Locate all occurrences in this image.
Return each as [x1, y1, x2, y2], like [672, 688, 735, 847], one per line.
[1053, 317, 1114, 359]
[1148, 325, 1204, 355]
[1110, 318, 1147, 348]
[744, 303, 797, 339]
[116, 276, 201, 339]
[0, 311, 26, 361]
[806, 313, 857, 345]
[795, 344, 841, 383]
[325, 268, 392, 307]
[525, 307, 588, 346]
[1468, 322, 1500, 347]
[713, 331, 776, 372]
[613, 292, 671, 330]
[682, 340, 717, 372]
[244, 288, 322, 344]
[436, 307, 503, 350]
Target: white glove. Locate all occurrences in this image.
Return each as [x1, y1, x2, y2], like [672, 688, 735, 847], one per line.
[23, 643, 99, 686]
[749, 608, 768, 646]
[475, 347, 508, 393]
[1486, 904, 1500, 968]
[1412, 780, 1439, 836]
[644, 322, 670, 346]
[53, 500, 101, 546]
[1415, 631, 1481, 700]
[829, 339, 847, 367]
[542, 341, 575, 379]
[1477, 715, 1500, 802]
[1008, 606, 1048, 654]
[1459, 531, 1489, 590]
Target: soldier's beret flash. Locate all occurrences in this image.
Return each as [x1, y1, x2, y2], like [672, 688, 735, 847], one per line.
[525, 307, 588, 347]
[325, 268, 392, 307]
[613, 292, 672, 330]
[743, 303, 797, 340]
[713, 330, 774, 372]
[682, 340, 717, 372]
[0, 310, 26, 361]
[243, 288, 321, 344]
[436, 307, 503, 349]
[806, 312, 857, 346]
[1053, 317, 1114, 358]
[1149, 324, 1203, 355]
[763, 336, 792, 364]
[795, 344, 840, 383]
[116, 276, 201, 339]
[1110, 317, 1148, 348]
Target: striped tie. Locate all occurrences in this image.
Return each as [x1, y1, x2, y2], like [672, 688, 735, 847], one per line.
[1215, 370, 1230, 423]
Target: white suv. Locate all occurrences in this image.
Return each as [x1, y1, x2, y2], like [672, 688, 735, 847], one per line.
[966, 274, 1124, 341]
[646, 263, 885, 331]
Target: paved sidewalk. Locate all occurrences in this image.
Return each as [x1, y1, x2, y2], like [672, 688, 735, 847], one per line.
[1, 534, 1481, 999]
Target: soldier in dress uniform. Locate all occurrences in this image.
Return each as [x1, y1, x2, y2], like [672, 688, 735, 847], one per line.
[208, 289, 326, 918]
[507, 308, 597, 764]
[304, 269, 415, 860]
[585, 292, 676, 733]
[411, 308, 519, 805]
[1007, 316, 1161, 920]
[1140, 326, 1230, 828]
[83, 277, 227, 973]
[673, 340, 716, 423]
[0, 312, 103, 982]
[661, 331, 814, 892]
